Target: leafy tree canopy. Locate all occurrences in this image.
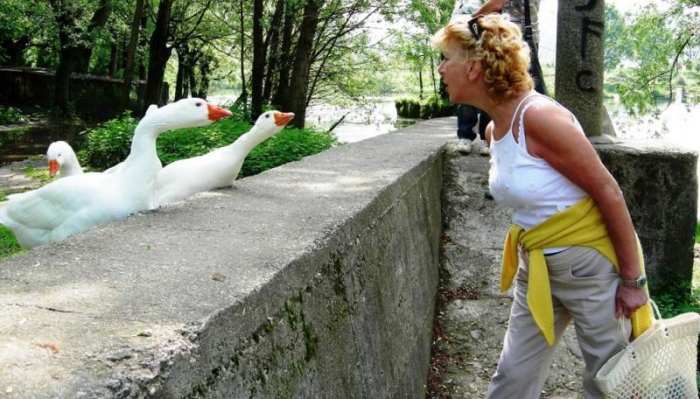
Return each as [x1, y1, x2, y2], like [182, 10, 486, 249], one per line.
[605, 0, 700, 116]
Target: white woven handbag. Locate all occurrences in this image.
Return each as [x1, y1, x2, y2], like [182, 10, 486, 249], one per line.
[595, 300, 700, 398]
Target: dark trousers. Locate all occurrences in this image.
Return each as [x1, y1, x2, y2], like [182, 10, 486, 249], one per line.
[456, 104, 490, 141]
[456, 41, 546, 140]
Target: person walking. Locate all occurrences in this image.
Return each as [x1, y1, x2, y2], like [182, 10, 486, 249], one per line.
[453, 0, 491, 155]
[432, 14, 652, 398]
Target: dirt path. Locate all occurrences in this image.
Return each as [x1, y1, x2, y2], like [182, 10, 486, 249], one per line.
[0, 158, 47, 196]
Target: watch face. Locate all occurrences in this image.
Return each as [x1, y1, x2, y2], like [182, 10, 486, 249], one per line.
[638, 276, 647, 287]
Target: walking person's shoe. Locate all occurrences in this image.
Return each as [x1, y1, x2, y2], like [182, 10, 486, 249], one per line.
[479, 142, 490, 156]
[457, 138, 473, 153]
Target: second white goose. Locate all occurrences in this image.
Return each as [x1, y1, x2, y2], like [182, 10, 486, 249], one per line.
[154, 110, 294, 206]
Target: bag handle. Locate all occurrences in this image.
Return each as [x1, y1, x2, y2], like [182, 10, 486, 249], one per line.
[618, 299, 664, 359]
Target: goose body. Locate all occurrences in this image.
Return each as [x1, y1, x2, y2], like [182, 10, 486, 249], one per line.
[47, 141, 83, 178]
[0, 98, 231, 248]
[154, 110, 294, 206]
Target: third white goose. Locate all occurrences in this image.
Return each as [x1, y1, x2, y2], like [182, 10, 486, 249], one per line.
[47, 140, 83, 178]
[154, 110, 294, 206]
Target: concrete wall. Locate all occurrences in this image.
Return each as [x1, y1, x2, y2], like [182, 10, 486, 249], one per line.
[0, 119, 453, 398]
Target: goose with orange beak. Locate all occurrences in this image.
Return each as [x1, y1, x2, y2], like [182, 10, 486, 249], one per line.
[154, 110, 295, 206]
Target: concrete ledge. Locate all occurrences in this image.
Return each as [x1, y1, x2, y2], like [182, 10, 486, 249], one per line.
[597, 141, 698, 285]
[0, 119, 454, 397]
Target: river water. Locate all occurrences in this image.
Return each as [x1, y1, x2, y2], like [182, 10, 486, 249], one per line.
[2, 96, 698, 167]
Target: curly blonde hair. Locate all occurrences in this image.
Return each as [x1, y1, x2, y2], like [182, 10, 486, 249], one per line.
[432, 13, 534, 101]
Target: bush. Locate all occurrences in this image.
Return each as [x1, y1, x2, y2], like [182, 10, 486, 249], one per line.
[0, 106, 27, 124]
[241, 128, 337, 177]
[78, 112, 139, 169]
[78, 110, 338, 179]
[395, 96, 456, 119]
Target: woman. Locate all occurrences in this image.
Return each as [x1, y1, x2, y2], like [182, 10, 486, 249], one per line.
[432, 14, 651, 398]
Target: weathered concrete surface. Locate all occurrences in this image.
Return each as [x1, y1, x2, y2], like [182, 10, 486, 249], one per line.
[0, 119, 453, 398]
[598, 141, 698, 289]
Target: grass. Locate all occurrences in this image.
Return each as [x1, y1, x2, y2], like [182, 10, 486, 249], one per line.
[0, 192, 24, 259]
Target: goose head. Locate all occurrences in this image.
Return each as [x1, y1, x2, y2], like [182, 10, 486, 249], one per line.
[46, 140, 81, 178]
[251, 110, 295, 138]
[141, 98, 232, 134]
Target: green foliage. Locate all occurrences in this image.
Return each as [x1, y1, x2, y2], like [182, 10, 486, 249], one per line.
[0, 106, 27, 124]
[241, 128, 337, 178]
[696, 221, 700, 243]
[155, 117, 250, 166]
[605, 2, 700, 115]
[395, 95, 456, 119]
[77, 110, 337, 180]
[77, 112, 138, 170]
[651, 270, 700, 318]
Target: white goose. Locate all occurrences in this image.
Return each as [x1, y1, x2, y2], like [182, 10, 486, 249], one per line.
[0, 98, 231, 248]
[47, 140, 83, 178]
[154, 110, 294, 206]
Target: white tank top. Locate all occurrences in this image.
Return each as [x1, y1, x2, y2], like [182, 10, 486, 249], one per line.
[488, 94, 586, 231]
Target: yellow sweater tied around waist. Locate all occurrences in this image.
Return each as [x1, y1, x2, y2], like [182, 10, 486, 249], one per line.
[500, 196, 653, 346]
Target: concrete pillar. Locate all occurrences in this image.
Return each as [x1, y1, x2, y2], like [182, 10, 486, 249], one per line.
[555, 0, 608, 141]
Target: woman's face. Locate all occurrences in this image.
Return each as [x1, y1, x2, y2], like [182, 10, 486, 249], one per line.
[438, 40, 471, 104]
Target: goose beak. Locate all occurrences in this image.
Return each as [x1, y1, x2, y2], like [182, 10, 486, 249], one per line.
[274, 112, 295, 127]
[207, 104, 233, 121]
[48, 159, 59, 177]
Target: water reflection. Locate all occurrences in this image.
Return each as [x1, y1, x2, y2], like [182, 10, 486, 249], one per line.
[0, 120, 89, 165]
[305, 101, 418, 143]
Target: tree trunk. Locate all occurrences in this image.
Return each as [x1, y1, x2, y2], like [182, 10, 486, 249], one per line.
[251, 0, 265, 120]
[54, 46, 79, 115]
[197, 54, 212, 98]
[237, 0, 248, 116]
[175, 53, 185, 100]
[144, 0, 174, 110]
[50, 0, 78, 115]
[282, 0, 321, 128]
[1, 37, 30, 66]
[273, 0, 299, 111]
[75, 2, 112, 74]
[119, 0, 145, 114]
[418, 69, 423, 100]
[263, 0, 285, 105]
[188, 62, 197, 97]
[108, 43, 118, 77]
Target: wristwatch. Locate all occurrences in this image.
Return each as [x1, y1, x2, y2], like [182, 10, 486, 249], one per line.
[621, 275, 647, 288]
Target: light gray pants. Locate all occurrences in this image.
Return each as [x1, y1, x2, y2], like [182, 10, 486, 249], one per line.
[486, 246, 628, 399]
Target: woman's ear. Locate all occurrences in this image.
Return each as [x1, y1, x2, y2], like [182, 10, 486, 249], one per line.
[467, 60, 482, 81]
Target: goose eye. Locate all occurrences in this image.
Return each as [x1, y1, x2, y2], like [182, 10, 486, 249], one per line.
[265, 114, 270, 118]
[196, 102, 203, 107]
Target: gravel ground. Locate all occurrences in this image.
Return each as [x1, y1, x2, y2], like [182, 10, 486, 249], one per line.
[0, 157, 47, 195]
